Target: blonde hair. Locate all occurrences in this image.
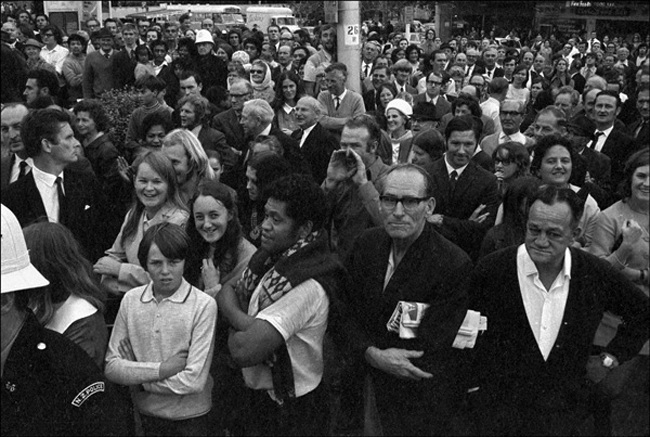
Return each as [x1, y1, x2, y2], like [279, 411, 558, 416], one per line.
[162, 129, 215, 181]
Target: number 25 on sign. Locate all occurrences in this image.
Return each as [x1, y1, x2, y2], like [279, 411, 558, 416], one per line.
[345, 25, 359, 46]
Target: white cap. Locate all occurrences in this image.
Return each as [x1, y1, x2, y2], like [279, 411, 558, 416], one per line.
[385, 98, 413, 118]
[1, 204, 49, 293]
[195, 29, 214, 45]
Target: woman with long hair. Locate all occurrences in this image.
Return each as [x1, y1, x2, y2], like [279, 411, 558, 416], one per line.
[161, 128, 216, 206]
[24, 222, 108, 369]
[239, 152, 291, 246]
[548, 57, 574, 91]
[478, 176, 542, 259]
[249, 59, 275, 104]
[272, 70, 305, 135]
[93, 151, 189, 295]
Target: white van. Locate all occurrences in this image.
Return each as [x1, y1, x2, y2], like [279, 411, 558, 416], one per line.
[245, 6, 300, 33]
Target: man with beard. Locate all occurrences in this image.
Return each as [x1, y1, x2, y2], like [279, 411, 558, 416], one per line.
[304, 25, 337, 96]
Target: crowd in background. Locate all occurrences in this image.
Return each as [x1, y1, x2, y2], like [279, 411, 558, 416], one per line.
[1, 6, 649, 437]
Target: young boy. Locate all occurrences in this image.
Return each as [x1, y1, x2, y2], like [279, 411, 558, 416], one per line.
[105, 222, 217, 436]
[126, 74, 172, 154]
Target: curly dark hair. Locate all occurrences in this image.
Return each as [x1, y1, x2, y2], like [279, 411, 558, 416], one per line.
[73, 99, 111, 132]
[530, 134, 577, 178]
[266, 173, 327, 230]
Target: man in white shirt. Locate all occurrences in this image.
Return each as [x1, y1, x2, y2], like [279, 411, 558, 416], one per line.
[1, 108, 109, 260]
[480, 77, 509, 133]
[39, 24, 69, 77]
[219, 173, 343, 436]
[467, 184, 648, 435]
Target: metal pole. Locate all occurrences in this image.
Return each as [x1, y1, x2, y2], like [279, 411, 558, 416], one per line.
[337, 1, 362, 94]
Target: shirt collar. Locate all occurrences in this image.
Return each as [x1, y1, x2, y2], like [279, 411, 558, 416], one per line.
[595, 125, 614, 137]
[520, 244, 572, 280]
[31, 164, 62, 188]
[141, 278, 192, 303]
[332, 89, 347, 101]
[443, 154, 468, 177]
[282, 103, 295, 114]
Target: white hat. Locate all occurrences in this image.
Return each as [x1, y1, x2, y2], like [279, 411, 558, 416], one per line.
[385, 98, 413, 118]
[1, 204, 49, 294]
[195, 29, 214, 45]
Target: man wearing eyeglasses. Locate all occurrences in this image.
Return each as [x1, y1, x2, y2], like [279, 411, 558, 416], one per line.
[413, 70, 452, 119]
[480, 99, 534, 157]
[428, 115, 499, 261]
[341, 162, 471, 435]
[212, 79, 253, 188]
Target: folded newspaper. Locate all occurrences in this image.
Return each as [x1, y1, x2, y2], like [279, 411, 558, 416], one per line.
[387, 301, 487, 347]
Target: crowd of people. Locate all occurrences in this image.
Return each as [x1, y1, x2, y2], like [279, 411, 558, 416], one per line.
[1, 8, 649, 437]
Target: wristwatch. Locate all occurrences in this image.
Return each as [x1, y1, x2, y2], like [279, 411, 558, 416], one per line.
[600, 352, 616, 368]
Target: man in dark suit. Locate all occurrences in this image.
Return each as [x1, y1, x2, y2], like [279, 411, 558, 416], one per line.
[428, 115, 500, 260]
[566, 119, 614, 208]
[590, 90, 639, 191]
[341, 163, 471, 435]
[413, 71, 452, 120]
[467, 185, 648, 435]
[627, 87, 649, 149]
[362, 64, 391, 112]
[111, 23, 138, 90]
[473, 47, 505, 80]
[240, 98, 307, 178]
[292, 96, 338, 185]
[1, 103, 32, 191]
[1, 109, 110, 262]
[212, 79, 252, 188]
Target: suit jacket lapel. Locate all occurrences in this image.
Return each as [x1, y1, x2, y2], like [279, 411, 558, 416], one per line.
[453, 164, 476, 200]
[25, 172, 48, 222]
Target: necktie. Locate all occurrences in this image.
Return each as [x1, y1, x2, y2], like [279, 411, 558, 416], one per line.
[55, 176, 66, 222]
[590, 131, 604, 149]
[335, 97, 340, 110]
[636, 120, 648, 139]
[363, 65, 369, 79]
[401, 86, 405, 93]
[104, 51, 110, 59]
[18, 160, 28, 179]
[449, 170, 458, 198]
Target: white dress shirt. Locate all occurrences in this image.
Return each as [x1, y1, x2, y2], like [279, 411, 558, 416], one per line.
[31, 164, 63, 223]
[40, 44, 69, 74]
[9, 156, 34, 184]
[592, 125, 614, 152]
[299, 123, 317, 149]
[517, 244, 571, 361]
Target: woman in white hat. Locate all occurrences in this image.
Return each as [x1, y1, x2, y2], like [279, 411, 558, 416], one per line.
[385, 98, 414, 164]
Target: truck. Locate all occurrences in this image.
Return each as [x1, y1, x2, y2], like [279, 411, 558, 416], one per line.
[245, 6, 300, 34]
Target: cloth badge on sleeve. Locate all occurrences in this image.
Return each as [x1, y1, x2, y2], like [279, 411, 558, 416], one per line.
[71, 381, 105, 407]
